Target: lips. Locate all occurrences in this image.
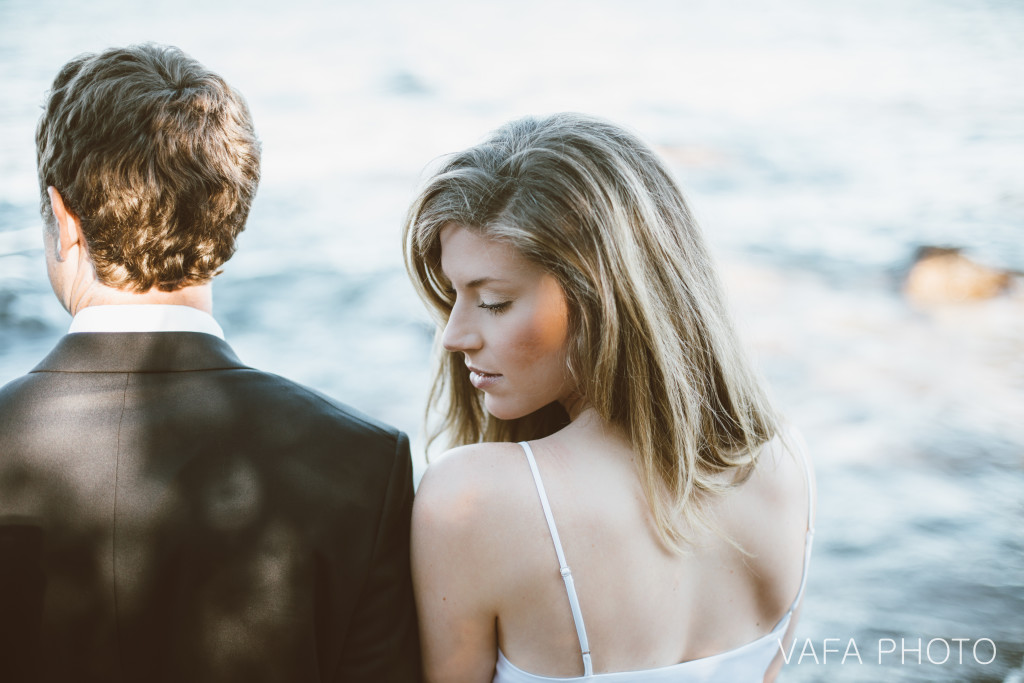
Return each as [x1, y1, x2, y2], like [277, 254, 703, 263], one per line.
[466, 364, 502, 390]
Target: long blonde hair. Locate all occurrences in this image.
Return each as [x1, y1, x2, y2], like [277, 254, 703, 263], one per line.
[403, 113, 779, 551]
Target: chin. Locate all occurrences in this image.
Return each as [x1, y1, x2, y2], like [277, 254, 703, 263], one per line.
[483, 403, 524, 422]
[484, 394, 571, 427]
[483, 395, 536, 422]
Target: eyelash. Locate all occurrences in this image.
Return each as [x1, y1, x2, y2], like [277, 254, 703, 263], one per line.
[441, 286, 511, 314]
[479, 301, 511, 314]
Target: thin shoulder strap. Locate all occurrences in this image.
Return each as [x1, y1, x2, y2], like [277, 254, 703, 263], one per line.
[519, 441, 594, 677]
[794, 429, 816, 533]
[789, 431, 815, 610]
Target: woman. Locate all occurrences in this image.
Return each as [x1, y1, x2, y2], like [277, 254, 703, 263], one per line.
[403, 113, 814, 682]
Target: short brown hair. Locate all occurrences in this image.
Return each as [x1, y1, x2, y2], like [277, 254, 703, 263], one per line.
[36, 44, 261, 292]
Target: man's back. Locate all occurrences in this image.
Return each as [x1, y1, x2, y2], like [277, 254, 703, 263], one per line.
[0, 331, 419, 682]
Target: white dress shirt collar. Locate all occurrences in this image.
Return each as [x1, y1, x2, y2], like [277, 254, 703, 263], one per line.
[68, 305, 225, 340]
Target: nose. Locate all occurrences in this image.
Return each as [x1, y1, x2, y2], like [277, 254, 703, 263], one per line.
[441, 303, 482, 353]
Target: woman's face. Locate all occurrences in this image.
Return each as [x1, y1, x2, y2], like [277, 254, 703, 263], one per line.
[439, 224, 574, 421]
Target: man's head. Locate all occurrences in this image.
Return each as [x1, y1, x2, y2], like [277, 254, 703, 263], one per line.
[36, 43, 261, 294]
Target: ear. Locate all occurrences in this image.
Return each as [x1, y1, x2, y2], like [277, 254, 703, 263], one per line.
[46, 186, 85, 258]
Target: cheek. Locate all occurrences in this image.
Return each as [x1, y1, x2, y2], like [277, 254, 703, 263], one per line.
[506, 330, 562, 371]
[506, 295, 569, 369]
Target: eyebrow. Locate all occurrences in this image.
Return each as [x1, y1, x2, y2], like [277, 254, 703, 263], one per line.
[440, 274, 510, 289]
[465, 277, 508, 288]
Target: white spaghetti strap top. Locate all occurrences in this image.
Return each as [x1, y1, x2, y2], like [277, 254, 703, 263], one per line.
[521, 440, 594, 676]
[493, 437, 815, 683]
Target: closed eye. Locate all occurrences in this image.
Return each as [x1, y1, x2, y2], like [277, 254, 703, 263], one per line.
[479, 301, 511, 314]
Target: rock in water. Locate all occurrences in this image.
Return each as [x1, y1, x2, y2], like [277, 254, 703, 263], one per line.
[904, 247, 1013, 304]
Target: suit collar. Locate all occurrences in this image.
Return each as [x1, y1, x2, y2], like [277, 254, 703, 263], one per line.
[31, 332, 249, 373]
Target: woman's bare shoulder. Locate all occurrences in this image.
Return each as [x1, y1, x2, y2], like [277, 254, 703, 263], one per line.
[413, 441, 535, 542]
[712, 428, 815, 577]
[745, 426, 814, 518]
[412, 441, 547, 611]
[719, 425, 815, 606]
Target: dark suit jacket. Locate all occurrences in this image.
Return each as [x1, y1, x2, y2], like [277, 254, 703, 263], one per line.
[0, 332, 420, 682]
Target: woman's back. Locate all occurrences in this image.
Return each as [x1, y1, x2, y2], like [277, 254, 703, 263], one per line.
[412, 412, 814, 681]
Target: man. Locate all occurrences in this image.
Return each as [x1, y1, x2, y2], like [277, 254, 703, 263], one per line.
[0, 44, 420, 682]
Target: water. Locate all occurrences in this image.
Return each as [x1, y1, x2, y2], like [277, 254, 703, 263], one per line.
[1, 1, 1022, 680]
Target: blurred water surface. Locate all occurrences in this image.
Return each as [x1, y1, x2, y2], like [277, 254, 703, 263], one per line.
[1, 1, 1022, 680]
